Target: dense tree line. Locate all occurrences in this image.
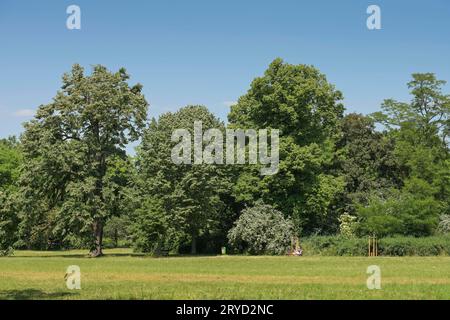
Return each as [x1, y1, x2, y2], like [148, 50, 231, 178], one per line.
[0, 59, 449, 256]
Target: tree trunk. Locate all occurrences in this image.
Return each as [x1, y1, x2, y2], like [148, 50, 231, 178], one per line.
[114, 228, 118, 248]
[191, 234, 197, 255]
[90, 220, 104, 257]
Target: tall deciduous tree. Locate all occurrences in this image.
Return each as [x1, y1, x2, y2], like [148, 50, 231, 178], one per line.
[229, 59, 345, 234]
[19, 64, 148, 256]
[357, 74, 450, 236]
[136, 106, 231, 254]
[372, 73, 450, 147]
[374, 74, 449, 203]
[335, 113, 401, 214]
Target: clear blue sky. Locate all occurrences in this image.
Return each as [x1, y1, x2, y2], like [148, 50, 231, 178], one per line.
[1, 0, 450, 142]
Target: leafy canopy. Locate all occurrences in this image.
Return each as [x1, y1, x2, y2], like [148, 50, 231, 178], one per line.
[135, 105, 231, 254]
[229, 58, 345, 235]
[18, 64, 148, 255]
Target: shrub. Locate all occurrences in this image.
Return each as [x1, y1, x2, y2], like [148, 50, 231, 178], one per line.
[301, 235, 367, 256]
[356, 191, 442, 237]
[301, 235, 450, 256]
[338, 213, 358, 238]
[0, 247, 14, 257]
[379, 237, 450, 256]
[228, 202, 295, 255]
[130, 198, 182, 255]
[438, 215, 450, 234]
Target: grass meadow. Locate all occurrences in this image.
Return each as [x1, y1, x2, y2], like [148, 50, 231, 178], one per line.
[0, 249, 449, 300]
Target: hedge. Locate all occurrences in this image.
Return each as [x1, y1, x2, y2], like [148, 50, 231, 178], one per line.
[301, 235, 450, 256]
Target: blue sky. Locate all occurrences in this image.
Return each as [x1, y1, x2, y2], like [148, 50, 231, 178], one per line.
[1, 0, 450, 144]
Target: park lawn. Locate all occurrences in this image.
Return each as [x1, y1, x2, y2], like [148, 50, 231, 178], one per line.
[0, 249, 449, 300]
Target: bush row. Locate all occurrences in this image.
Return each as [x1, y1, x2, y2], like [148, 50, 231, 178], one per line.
[301, 235, 450, 256]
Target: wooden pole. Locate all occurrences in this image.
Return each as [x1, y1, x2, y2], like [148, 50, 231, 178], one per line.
[373, 235, 376, 257]
[375, 236, 378, 257]
[368, 235, 378, 257]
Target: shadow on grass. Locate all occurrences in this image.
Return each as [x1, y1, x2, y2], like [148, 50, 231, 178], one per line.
[0, 289, 78, 300]
[6, 250, 220, 259]
[9, 253, 146, 259]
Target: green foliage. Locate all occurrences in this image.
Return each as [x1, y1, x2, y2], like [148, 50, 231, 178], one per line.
[135, 105, 232, 254]
[228, 58, 344, 145]
[357, 187, 442, 237]
[228, 202, 295, 255]
[338, 213, 358, 238]
[335, 114, 401, 214]
[17, 64, 148, 255]
[0, 192, 20, 252]
[103, 216, 132, 248]
[372, 73, 449, 146]
[229, 59, 345, 234]
[357, 73, 450, 238]
[0, 137, 22, 192]
[301, 235, 368, 256]
[130, 197, 182, 254]
[0, 247, 14, 257]
[1, 62, 450, 255]
[379, 236, 450, 256]
[438, 215, 450, 234]
[302, 235, 450, 256]
[0, 137, 22, 251]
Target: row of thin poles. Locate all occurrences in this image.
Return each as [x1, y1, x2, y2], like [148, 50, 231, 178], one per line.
[368, 235, 378, 257]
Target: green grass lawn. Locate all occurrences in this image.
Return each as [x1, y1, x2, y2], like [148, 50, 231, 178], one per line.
[0, 249, 449, 300]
